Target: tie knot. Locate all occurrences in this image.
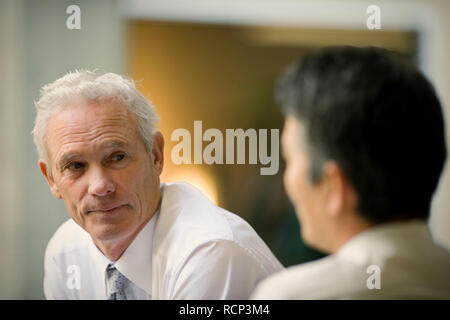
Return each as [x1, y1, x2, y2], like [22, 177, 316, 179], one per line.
[107, 264, 128, 300]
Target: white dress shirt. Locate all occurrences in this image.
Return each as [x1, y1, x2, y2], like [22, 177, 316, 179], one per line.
[251, 220, 450, 299]
[44, 182, 283, 299]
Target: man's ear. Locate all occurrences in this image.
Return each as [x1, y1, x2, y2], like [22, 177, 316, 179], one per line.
[151, 131, 164, 176]
[38, 159, 62, 199]
[321, 161, 346, 218]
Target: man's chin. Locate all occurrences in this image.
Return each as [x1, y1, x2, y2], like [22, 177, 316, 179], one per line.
[86, 221, 134, 243]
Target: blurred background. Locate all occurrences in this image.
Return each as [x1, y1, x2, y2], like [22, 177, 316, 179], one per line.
[1, 0, 449, 299]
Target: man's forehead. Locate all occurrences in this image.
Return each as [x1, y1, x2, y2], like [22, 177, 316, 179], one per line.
[59, 140, 129, 152]
[282, 116, 308, 153]
[283, 117, 301, 142]
[46, 102, 137, 160]
[48, 101, 135, 135]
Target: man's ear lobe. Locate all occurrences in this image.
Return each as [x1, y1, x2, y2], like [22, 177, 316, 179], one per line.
[151, 131, 164, 176]
[38, 159, 62, 199]
[322, 161, 345, 218]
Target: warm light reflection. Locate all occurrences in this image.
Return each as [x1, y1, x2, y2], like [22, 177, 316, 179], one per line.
[162, 167, 219, 205]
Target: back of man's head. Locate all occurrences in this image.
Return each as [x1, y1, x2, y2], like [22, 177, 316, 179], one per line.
[277, 46, 447, 224]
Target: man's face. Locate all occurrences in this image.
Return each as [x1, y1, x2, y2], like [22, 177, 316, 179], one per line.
[281, 116, 328, 249]
[39, 99, 163, 245]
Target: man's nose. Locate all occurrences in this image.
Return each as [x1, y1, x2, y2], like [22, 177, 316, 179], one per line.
[87, 167, 115, 197]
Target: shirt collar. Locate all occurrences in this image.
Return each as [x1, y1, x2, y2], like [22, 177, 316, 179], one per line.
[87, 233, 113, 296]
[336, 220, 430, 263]
[88, 208, 160, 296]
[116, 210, 159, 295]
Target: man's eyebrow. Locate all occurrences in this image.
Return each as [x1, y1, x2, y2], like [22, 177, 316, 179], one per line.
[102, 140, 129, 149]
[56, 141, 130, 168]
[57, 153, 81, 170]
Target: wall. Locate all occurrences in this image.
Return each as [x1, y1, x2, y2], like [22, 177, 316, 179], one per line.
[0, 0, 124, 299]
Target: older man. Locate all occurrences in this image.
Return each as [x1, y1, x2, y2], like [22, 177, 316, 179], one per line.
[251, 46, 450, 299]
[34, 70, 282, 300]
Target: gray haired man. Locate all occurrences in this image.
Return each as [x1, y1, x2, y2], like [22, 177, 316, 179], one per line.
[34, 70, 282, 299]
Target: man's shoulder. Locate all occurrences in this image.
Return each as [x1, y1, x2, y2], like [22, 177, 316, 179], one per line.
[252, 255, 365, 299]
[45, 218, 90, 258]
[153, 182, 280, 270]
[156, 182, 253, 243]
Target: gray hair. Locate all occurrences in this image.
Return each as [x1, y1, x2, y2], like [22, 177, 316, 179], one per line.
[33, 69, 159, 164]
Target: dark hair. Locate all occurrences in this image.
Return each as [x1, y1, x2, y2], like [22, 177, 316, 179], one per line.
[276, 46, 447, 223]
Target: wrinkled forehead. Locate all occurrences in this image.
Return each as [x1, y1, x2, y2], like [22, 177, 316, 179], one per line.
[45, 99, 138, 161]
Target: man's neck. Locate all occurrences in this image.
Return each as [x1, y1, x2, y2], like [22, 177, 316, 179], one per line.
[94, 215, 153, 261]
[330, 217, 373, 254]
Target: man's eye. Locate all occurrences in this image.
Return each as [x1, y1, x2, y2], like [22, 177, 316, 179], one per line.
[66, 162, 84, 170]
[112, 154, 125, 162]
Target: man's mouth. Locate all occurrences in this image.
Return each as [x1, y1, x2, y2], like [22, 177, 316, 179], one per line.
[86, 204, 128, 214]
